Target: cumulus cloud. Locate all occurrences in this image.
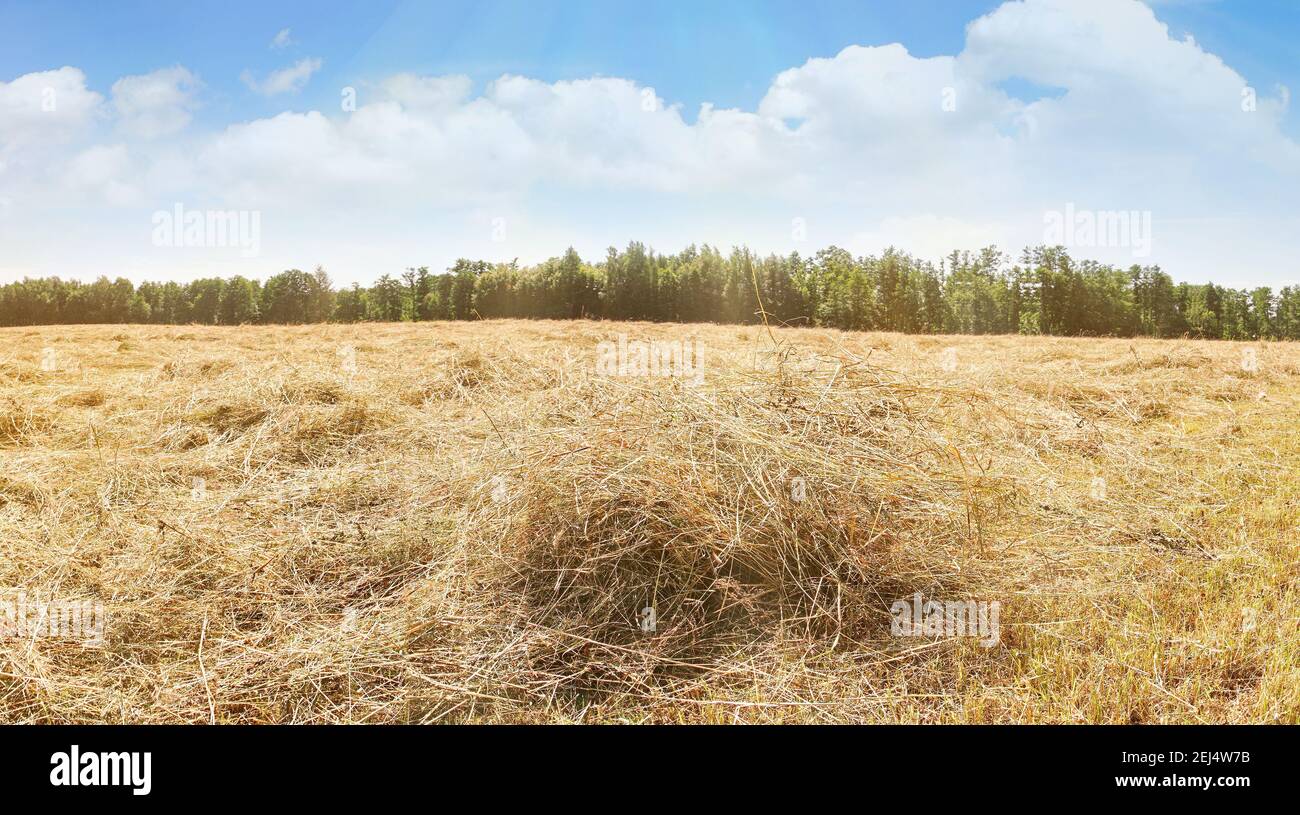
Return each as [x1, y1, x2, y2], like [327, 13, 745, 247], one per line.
[961, 0, 1297, 181]
[111, 66, 201, 139]
[376, 73, 474, 112]
[196, 0, 1296, 219]
[0, 67, 103, 159]
[271, 28, 293, 50]
[241, 57, 322, 95]
[61, 144, 140, 205]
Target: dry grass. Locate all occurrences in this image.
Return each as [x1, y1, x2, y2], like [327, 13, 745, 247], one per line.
[0, 320, 1296, 723]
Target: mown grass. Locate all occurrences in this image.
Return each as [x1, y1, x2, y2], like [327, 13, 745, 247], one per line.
[0, 320, 1295, 723]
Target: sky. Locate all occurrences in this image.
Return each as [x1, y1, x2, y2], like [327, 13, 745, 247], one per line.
[1, 0, 1298, 288]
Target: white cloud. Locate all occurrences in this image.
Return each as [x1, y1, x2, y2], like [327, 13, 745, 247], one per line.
[61, 144, 140, 205]
[0, 67, 104, 159]
[241, 57, 322, 95]
[376, 73, 473, 112]
[111, 66, 201, 139]
[271, 28, 294, 50]
[3, 0, 1299, 287]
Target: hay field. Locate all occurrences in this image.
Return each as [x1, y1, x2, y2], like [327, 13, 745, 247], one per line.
[0, 320, 1296, 723]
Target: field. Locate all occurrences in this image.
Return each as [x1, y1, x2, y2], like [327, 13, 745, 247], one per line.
[0, 320, 1297, 723]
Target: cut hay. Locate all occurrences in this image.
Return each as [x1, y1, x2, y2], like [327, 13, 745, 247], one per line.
[0, 321, 1296, 723]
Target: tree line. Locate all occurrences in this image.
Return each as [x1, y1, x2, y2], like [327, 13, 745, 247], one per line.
[2, 244, 1297, 340]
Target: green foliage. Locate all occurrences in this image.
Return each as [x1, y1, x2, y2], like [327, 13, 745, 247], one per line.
[1, 244, 1296, 339]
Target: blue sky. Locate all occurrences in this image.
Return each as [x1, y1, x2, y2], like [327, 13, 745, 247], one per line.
[4, 0, 1297, 126]
[2, 1, 998, 113]
[2, 0, 1299, 287]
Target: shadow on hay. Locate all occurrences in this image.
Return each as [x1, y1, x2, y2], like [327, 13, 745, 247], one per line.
[482, 474, 958, 700]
